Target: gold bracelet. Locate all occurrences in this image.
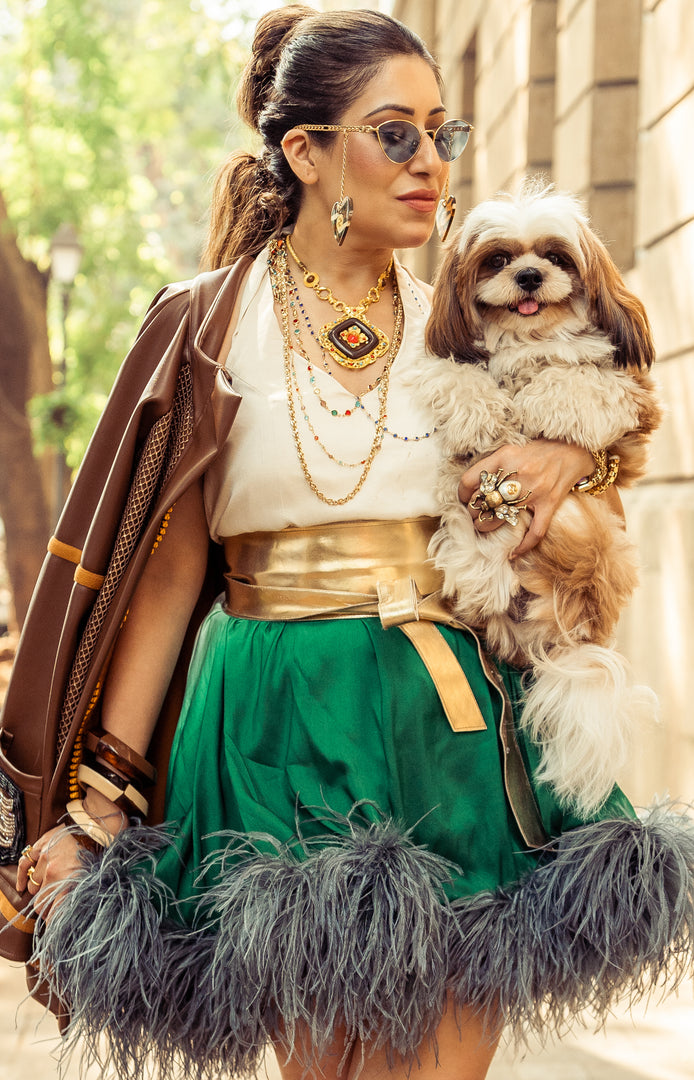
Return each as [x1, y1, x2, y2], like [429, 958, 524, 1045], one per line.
[585, 454, 620, 496]
[572, 449, 619, 495]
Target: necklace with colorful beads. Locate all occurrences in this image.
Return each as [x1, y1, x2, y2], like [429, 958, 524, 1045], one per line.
[268, 237, 404, 506]
[353, 398, 436, 442]
[286, 286, 404, 465]
[288, 271, 435, 443]
[287, 275, 384, 416]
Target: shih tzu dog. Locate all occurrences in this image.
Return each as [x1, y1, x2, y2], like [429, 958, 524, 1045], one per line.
[416, 182, 662, 815]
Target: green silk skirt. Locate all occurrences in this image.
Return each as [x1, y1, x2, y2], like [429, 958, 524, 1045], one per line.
[156, 600, 634, 922]
[36, 599, 694, 1076]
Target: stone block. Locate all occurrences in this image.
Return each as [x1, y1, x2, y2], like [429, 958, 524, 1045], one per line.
[640, 0, 694, 128]
[618, 481, 694, 802]
[476, 11, 531, 133]
[479, 89, 531, 196]
[587, 184, 636, 271]
[477, 0, 528, 72]
[590, 83, 639, 185]
[556, 0, 595, 117]
[557, 0, 585, 28]
[529, 0, 558, 81]
[594, 0, 641, 82]
[630, 221, 694, 359]
[639, 353, 694, 482]
[554, 92, 592, 191]
[527, 79, 556, 168]
[635, 92, 694, 249]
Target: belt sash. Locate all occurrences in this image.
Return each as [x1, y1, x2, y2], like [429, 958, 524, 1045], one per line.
[222, 517, 546, 848]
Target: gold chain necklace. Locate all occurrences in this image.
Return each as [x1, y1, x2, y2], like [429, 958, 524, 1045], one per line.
[289, 286, 403, 465]
[285, 234, 393, 370]
[269, 238, 403, 506]
[286, 272, 389, 418]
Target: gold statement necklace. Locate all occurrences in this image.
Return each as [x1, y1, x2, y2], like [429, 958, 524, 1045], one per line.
[285, 233, 393, 370]
[268, 237, 404, 506]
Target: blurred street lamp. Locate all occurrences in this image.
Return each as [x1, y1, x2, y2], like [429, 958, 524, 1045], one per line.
[49, 224, 83, 520]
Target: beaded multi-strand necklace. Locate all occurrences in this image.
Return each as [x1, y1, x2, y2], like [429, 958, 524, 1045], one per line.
[286, 267, 435, 444]
[268, 236, 404, 506]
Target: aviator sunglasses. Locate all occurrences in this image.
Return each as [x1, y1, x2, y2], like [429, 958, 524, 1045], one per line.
[297, 118, 472, 164]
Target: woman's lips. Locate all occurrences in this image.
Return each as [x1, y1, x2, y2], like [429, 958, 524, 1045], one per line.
[397, 190, 438, 213]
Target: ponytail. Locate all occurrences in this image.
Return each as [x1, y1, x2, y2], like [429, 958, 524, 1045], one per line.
[202, 151, 294, 270]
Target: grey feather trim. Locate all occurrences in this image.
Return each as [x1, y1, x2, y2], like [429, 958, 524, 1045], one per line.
[199, 807, 456, 1067]
[30, 827, 189, 1079]
[448, 803, 694, 1044]
[30, 806, 694, 1077]
[32, 825, 267, 1080]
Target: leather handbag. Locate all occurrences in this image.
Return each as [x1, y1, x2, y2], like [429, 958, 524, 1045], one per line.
[0, 257, 252, 963]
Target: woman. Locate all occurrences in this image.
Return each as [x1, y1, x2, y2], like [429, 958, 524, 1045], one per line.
[6, 7, 693, 1080]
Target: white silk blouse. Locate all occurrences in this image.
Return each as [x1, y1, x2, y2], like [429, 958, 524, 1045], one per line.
[203, 249, 441, 540]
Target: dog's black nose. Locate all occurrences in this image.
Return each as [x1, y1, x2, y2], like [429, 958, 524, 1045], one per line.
[515, 267, 543, 291]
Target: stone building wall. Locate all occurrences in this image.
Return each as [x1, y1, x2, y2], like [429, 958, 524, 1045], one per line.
[393, 0, 694, 804]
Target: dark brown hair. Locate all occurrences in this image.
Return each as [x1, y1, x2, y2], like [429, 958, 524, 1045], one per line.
[202, 5, 441, 269]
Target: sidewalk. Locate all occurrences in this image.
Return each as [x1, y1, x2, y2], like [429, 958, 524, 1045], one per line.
[1, 962, 691, 1079]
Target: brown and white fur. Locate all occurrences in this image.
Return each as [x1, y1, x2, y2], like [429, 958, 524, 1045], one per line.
[416, 184, 662, 816]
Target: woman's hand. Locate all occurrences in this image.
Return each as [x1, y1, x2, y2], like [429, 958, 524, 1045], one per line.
[458, 439, 594, 558]
[16, 790, 127, 918]
[16, 826, 83, 917]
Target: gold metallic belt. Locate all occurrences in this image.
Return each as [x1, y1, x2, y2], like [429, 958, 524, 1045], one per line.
[222, 517, 547, 849]
[223, 517, 485, 734]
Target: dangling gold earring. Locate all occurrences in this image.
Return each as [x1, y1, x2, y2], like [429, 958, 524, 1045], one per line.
[331, 131, 353, 245]
[436, 176, 456, 242]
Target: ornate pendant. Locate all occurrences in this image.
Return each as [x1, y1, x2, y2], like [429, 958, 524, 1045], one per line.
[318, 314, 390, 369]
[331, 196, 353, 246]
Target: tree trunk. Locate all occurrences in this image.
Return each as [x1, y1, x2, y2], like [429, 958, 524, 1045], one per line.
[0, 191, 52, 627]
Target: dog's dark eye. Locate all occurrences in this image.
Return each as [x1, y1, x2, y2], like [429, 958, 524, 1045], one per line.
[545, 251, 569, 267]
[488, 253, 510, 268]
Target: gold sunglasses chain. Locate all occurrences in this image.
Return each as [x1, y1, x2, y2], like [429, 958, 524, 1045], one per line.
[297, 120, 472, 162]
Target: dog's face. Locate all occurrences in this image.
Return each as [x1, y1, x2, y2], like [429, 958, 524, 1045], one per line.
[471, 228, 584, 338]
[426, 186, 654, 370]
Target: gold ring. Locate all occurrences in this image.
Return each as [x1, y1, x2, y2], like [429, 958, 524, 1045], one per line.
[27, 865, 37, 884]
[20, 844, 36, 865]
[470, 469, 532, 526]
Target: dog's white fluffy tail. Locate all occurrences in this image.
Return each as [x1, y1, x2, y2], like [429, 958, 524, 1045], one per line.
[521, 644, 660, 817]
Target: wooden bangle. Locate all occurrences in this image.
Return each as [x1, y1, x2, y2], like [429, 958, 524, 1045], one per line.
[65, 799, 117, 849]
[85, 729, 157, 785]
[85, 738, 150, 787]
[77, 763, 149, 817]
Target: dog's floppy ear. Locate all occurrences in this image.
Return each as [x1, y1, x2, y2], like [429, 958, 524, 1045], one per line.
[579, 226, 655, 370]
[425, 236, 488, 364]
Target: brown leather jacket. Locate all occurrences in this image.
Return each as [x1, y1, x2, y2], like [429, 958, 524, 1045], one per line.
[0, 257, 252, 960]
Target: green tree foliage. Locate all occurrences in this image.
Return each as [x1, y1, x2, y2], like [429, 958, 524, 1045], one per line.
[0, 0, 256, 466]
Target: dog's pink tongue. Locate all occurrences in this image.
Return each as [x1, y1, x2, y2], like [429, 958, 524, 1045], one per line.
[518, 298, 540, 315]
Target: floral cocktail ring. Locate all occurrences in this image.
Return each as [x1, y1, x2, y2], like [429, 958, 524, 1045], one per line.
[469, 469, 532, 526]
